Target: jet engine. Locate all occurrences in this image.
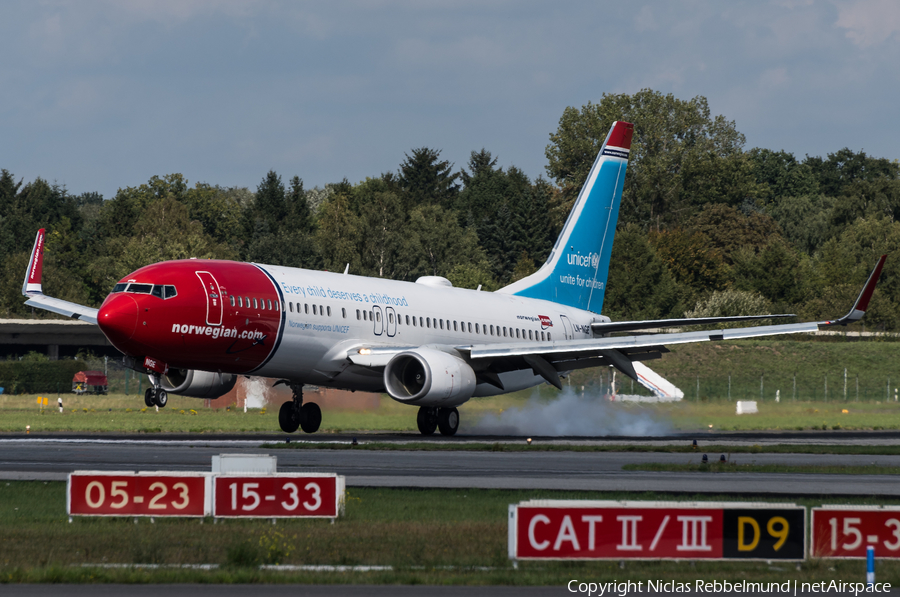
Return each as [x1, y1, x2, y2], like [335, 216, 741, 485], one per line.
[383, 347, 476, 407]
[160, 369, 237, 398]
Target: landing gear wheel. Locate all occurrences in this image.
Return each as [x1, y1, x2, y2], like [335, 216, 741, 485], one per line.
[144, 388, 154, 408]
[416, 407, 438, 436]
[438, 407, 459, 437]
[278, 401, 300, 433]
[300, 402, 321, 433]
[153, 390, 168, 408]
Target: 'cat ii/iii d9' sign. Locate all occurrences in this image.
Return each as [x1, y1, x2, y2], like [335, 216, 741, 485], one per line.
[508, 501, 806, 561]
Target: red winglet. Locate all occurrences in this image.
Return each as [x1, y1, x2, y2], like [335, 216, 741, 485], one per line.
[821, 254, 886, 327]
[853, 254, 886, 313]
[607, 121, 634, 150]
[22, 228, 45, 295]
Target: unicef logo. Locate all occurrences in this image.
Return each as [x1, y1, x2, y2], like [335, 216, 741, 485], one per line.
[591, 253, 600, 268]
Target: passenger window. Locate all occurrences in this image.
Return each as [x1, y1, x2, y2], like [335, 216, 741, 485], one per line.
[265, 299, 270, 310]
[363, 310, 367, 321]
[419, 317, 423, 327]
[453, 321, 458, 332]
[475, 323, 480, 334]
[342, 308, 346, 318]
[289, 302, 293, 312]
[313, 305, 318, 315]
[327, 306, 332, 317]
[426, 317, 431, 328]
[529, 330, 533, 340]
[468, 322, 472, 333]
[244, 297, 249, 308]
[541, 331, 545, 341]
[230, 296, 235, 307]
[406, 315, 410, 325]
[253, 298, 258, 309]
[440, 319, 444, 330]
[370, 311, 374, 321]
[238, 296, 243, 308]
[412, 316, 416, 327]
[516, 329, 520, 339]
[304, 304, 309, 314]
[389, 313, 394, 324]
[548, 332, 552, 341]
[490, 325, 494, 335]
[357, 309, 361, 320]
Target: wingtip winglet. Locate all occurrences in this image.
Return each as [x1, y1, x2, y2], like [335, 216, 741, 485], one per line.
[22, 228, 46, 296]
[821, 254, 887, 327]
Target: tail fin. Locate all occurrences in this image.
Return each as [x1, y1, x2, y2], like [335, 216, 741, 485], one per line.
[498, 121, 633, 312]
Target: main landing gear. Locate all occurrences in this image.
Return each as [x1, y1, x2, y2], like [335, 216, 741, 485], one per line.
[276, 381, 321, 434]
[143, 374, 168, 408]
[417, 406, 459, 437]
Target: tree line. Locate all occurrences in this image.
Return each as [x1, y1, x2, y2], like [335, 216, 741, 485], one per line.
[1, 88, 898, 331]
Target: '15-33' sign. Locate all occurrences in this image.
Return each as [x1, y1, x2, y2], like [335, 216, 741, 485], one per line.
[508, 501, 806, 561]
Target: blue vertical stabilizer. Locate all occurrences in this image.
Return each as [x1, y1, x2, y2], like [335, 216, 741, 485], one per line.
[498, 121, 633, 313]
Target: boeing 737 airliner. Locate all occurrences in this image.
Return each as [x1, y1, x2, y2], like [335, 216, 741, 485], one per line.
[21, 121, 886, 436]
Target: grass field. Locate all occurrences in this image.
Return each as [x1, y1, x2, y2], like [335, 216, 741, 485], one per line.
[2, 340, 900, 434]
[1, 481, 897, 585]
[2, 391, 900, 434]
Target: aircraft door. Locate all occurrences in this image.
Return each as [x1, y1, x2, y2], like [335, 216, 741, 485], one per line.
[559, 315, 573, 340]
[372, 305, 384, 336]
[385, 306, 397, 337]
[195, 271, 223, 326]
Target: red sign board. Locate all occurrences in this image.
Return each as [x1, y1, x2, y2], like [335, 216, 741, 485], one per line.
[213, 474, 344, 518]
[509, 501, 805, 561]
[68, 472, 210, 517]
[812, 507, 900, 558]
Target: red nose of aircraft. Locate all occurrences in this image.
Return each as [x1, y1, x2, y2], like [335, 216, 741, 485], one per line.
[97, 293, 139, 346]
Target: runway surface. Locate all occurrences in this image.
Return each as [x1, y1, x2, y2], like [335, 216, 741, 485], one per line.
[2, 432, 900, 496]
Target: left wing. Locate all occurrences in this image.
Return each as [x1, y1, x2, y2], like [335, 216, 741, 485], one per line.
[21, 228, 99, 324]
[349, 255, 886, 390]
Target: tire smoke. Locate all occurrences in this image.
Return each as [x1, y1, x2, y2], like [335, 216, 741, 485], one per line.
[469, 387, 671, 437]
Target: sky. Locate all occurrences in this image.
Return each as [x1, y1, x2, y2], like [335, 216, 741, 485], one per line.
[2, 0, 899, 199]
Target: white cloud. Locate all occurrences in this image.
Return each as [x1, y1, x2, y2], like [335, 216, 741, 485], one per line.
[835, 0, 900, 47]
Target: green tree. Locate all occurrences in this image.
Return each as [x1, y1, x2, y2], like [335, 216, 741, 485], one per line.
[545, 89, 761, 228]
[649, 228, 728, 304]
[766, 194, 834, 255]
[603, 224, 681, 320]
[398, 148, 459, 210]
[685, 204, 782, 264]
[805, 148, 900, 197]
[749, 148, 819, 202]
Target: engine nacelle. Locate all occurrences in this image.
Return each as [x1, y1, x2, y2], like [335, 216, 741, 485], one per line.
[383, 347, 476, 407]
[160, 369, 237, 398]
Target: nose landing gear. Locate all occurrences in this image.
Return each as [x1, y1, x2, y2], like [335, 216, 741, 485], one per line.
[144, 373, 168, 408]
[276, 380, 321, 434]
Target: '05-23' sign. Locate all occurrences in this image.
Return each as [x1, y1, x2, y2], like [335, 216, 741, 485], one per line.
[508, 500, 806, 561]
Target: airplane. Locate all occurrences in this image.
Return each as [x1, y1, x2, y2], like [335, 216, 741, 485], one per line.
[21, 121, 887, 436]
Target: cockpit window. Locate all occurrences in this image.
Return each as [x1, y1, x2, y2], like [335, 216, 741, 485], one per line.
[115, 283, 177, 299]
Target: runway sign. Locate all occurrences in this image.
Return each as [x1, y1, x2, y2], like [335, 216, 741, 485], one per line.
[812, 506, 900, 558]
[68, 472, 211, 517]
[508, 501, 805, 561]
[212, 474, 345, 518]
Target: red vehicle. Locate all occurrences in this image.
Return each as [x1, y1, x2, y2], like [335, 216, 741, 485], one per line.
[72, 371, 108, 395]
